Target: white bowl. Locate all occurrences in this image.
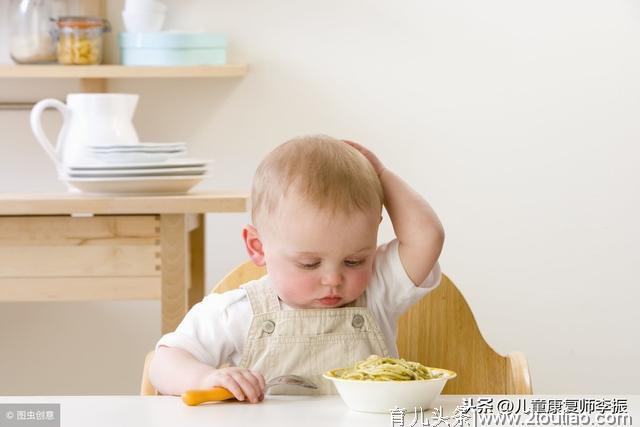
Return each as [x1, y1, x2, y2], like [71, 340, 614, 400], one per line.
[122, 10, 166, 32]
[323, 367, 457, 413]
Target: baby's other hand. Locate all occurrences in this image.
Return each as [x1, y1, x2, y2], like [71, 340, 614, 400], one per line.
[343, 140, 385, 176]
[201, 367, 265, 403]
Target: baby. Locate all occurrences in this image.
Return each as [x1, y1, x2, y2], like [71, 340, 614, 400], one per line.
[149, 135, 444, 403]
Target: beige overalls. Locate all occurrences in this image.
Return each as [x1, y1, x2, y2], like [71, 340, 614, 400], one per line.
[238, 278, 390, 395]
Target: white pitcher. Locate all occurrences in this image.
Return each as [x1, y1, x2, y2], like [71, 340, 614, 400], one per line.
[30, 93, 140, 167]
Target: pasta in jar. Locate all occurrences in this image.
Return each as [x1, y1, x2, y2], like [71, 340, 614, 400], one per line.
[55, 17, 110, 65]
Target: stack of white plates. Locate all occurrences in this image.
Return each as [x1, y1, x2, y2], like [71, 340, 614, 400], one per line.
[88, 142, 187, 164]
[60, 143, 210, 195]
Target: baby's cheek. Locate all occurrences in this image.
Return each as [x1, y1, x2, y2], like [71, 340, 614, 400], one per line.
[348, 268, 373, 295]
[278, 270, 317, 303]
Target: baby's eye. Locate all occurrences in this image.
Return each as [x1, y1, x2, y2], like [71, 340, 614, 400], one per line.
[297, 261, 321, 270]
[344, 259, 365, 267]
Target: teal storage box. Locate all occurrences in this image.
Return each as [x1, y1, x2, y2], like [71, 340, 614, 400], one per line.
[119, 32, 227, 66]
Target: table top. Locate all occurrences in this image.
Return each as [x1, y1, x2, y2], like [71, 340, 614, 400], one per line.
[0, 395, 461, 427]
[1, 395, 636, 427]
[0, 192, 249, 215]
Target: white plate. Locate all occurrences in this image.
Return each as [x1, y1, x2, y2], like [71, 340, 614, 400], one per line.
[89, 148, 185, 153]
[88, 143, 186, 150]
[88, 152, 186, 164]
[64, 175, 208, 195]
[67, 159, 211, 171]
[62, 166, 207, 178]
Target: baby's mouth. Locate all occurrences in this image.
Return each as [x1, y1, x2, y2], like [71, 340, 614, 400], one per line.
[317, 296, 342, 306]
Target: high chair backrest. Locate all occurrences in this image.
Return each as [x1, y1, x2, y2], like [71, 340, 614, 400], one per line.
[141, 261, 532, 395]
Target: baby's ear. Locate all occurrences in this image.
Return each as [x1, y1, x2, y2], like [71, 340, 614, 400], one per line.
[242, 225, 266, 266]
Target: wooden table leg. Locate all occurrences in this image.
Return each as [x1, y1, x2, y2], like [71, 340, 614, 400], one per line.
[188, 213, 205, 308]
[160, 214, 190, 334]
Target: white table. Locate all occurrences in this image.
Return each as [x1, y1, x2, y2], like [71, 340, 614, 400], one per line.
[0, 395, 463, 427]
[0, 395, 637, 427]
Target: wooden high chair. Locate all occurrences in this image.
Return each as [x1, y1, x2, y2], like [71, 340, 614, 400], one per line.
[140, 261, 532, 395]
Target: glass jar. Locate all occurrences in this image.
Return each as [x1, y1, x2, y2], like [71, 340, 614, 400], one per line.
[8, 0, 65, 64]
[55, 16, 111, 65]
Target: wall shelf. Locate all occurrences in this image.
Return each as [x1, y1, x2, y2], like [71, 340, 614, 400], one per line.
[0, 64, 248, 79]
[0, 64, 248, 93]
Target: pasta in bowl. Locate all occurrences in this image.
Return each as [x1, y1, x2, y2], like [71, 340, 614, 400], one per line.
[323, 355, 457, 413]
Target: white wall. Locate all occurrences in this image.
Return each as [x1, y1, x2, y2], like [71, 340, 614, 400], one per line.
[1, 0, 638, 394]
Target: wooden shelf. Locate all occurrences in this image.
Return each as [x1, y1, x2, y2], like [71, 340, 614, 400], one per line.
[0, 64, 248, 79]
[0, 192, 249, 215]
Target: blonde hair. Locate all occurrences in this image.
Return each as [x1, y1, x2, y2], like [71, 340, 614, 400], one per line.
[251, 134, 383, 228]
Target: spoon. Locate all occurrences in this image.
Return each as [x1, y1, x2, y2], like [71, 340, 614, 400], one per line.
[181, 374, 318, 405]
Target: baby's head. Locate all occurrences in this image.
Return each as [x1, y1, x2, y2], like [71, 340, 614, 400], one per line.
[243, 134, 383, 309]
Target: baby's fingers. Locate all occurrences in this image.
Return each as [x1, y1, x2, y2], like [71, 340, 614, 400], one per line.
[342, 139, 362, 151]
[218, 376, 246, 402]
[342, 140, 384, 174]
[343, 140, 369, 155]
[231, 371, 262, 403]
[249, 370, 266, 392]
[241, 370, 266, 401]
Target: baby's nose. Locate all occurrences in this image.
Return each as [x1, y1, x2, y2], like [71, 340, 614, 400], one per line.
[321, 271, 343, 286]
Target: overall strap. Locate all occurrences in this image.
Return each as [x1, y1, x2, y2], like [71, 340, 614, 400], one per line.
[243, 278, 281, 315]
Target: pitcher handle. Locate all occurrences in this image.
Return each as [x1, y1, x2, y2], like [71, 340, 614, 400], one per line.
[30, 98, 68, 167]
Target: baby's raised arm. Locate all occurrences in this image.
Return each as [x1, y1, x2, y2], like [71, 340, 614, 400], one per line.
[344, 141, 445, 286]
[149, 346, 265, 403]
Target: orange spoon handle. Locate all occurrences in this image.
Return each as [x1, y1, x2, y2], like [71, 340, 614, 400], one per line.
[181, 387, 235, 405]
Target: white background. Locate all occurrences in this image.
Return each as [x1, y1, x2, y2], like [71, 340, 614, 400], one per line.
[0, 0, 638, 394]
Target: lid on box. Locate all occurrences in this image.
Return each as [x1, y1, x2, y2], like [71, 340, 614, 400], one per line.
[119, 32, 227, 48]
[57, 16, 111, 32]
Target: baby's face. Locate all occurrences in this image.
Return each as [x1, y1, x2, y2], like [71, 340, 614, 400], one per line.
[261, 195, 380, 309]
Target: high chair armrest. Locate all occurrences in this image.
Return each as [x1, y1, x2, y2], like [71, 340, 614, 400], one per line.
[506, 351, 533, 395]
